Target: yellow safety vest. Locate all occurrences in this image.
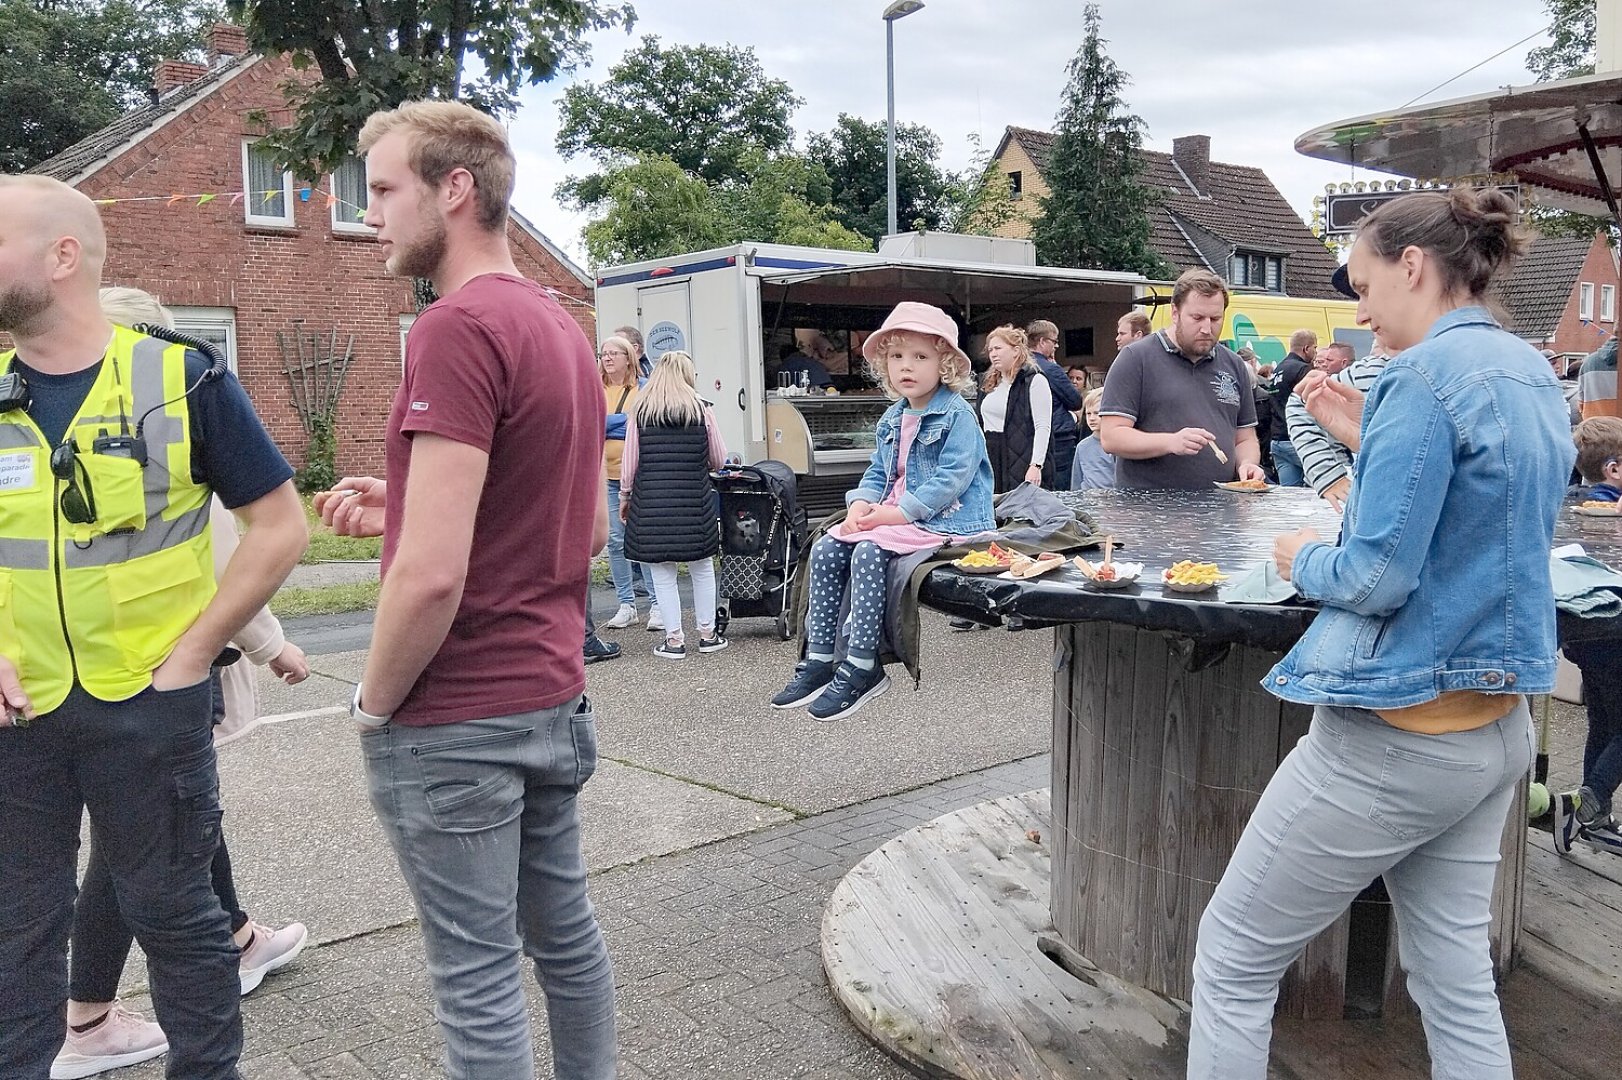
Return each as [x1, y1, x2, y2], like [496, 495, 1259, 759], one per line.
[0, 326, 215, 713]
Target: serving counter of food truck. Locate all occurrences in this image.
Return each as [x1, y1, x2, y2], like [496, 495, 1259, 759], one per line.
[593, 234, 1148, 510]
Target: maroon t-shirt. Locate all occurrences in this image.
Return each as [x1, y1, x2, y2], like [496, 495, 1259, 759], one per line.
[383, 273, 605, 726]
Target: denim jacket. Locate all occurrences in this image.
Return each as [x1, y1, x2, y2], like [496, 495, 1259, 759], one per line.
[847, 385, 996, 536]
[1267, 307, 1576, 708]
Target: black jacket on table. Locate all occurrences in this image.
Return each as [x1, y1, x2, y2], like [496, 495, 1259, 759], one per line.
[624, 419, 720, 564]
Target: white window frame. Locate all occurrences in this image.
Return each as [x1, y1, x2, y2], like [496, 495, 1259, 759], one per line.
[399, 314, 416, 370]
[330, 155, 373, 234]
[168, 306, 238, 373]
[1580, 281, 1596, 322]
[241, 140, 295, 228]
[1603, 284, 1617, 323]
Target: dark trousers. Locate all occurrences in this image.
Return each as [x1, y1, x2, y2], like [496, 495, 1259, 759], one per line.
[1052, 434, 1078, 492]
[1565, 639, 1622, 816]
[70, 835, 248, 1003]
[0, 682, 242, 1080]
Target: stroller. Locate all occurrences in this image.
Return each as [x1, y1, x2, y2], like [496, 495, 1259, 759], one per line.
[711, 460, 808, 640]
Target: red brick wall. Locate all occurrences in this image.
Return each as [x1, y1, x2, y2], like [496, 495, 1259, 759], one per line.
[72, 55, 595, 478]
[1542, 233, 1620, 365]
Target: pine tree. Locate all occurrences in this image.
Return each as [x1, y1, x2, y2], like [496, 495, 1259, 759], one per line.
[1030, 5, 1166, 276]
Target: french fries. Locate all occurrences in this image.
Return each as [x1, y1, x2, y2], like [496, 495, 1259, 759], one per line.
[1162, 560, 1228, 587]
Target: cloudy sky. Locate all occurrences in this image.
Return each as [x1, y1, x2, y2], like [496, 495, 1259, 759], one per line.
[506, 0, 1559, 267]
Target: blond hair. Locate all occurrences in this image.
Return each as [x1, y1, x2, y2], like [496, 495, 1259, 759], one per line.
[99, 286, 173, 329]
[1083, 387, 1105, 412]
[358, 100, 515, 231]
[1118, 310, 1151, 337]
[1172, 269, 1231, 309]
[866, 330, 976, 397]
[1574, 416, 1622, 483]
[598, 335, 637, 387]
[634, 351, 703, 427]
[980, 324, 1035, 392]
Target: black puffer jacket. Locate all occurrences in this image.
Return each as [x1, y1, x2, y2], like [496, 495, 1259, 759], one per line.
[624, 418, 719, 563]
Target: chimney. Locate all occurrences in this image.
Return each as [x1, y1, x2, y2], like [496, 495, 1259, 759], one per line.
[1172, 135, 1211, 197]
[207, 23, 249, 64]
[152, 59, 209, 96]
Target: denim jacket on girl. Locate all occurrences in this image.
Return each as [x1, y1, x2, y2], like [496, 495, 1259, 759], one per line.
[847, 384, 996, 536]
[1267, 307, 1576, 708]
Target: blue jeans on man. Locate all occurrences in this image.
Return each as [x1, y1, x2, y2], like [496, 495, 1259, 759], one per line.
[1270, 439, 1305, 487]
[0, 682, 242, 1079]
[362, 698, 616, 1080]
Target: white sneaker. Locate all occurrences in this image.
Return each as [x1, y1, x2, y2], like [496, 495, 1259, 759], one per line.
[646, 610, 665, 632]
[603, 603, 637, 630]
[239, 920, 308, 995]
[52, 1003, 167, 1079]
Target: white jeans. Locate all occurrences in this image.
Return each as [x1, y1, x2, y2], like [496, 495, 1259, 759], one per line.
[646, 560, 716, 643]
[1188, 700, 1532, 1080]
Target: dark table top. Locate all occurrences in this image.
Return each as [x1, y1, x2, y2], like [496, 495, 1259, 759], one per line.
[920, 487, 1622, 652]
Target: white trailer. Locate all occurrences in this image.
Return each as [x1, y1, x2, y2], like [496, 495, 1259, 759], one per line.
[594, 235, 1147, 511]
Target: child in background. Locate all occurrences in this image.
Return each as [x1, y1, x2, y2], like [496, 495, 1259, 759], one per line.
[1069, 388, 1116, 490]
[620, 351, 728, 659]
[1554, 416, 1622, 856]
[772, 302, 994, 722]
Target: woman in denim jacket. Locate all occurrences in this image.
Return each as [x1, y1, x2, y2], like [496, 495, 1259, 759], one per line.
[770, 302, 993, 723]
[1188, 188, 1575, 1080]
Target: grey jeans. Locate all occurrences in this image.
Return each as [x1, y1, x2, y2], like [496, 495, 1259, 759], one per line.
[362, 696, 616, 1080]
[1188, 700, 1532, 1080]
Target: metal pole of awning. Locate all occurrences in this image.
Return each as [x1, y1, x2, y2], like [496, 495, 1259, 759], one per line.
[1577, 120, 1622, 235]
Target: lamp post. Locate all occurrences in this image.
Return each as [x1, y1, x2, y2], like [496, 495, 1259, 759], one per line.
[884, 0, 924, 237]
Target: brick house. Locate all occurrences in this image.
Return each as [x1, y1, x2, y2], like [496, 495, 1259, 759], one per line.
[1494, 232, 1620, 372]
[988, 126, 1342, 300]
[25, 24, 595, 477]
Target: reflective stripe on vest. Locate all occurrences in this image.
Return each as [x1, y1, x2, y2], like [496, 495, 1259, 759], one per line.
[0, 327, 216, 712]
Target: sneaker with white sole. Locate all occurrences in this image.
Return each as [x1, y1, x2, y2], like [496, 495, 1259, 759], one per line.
[239, 920, 308, 995]
[1552, 789, 1583, 855]
[1582, 814, 1622, 857]
[603, 603, 638, 630]
[807, 662, 890, 722]
[646, 610, 665, 632]
[697, 632, 729, 654]
[653, 638, 687, 660]
[51, 1002, 167, 1079]
[771, 659, 837, 708]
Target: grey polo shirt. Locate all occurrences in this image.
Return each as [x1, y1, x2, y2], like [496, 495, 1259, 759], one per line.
[1100, 330, 1256, 489]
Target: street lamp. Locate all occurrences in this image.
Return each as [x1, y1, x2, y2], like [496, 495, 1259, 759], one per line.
[884, 0, 924, 237]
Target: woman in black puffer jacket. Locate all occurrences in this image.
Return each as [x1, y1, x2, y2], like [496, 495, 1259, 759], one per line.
[620, 351, 729, 660]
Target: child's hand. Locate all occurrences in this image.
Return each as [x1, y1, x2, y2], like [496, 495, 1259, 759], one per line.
[852, 505, 908, 530]
[847, 499, 874, 523]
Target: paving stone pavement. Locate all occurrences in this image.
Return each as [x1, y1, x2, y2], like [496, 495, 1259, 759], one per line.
[115, 754, 1051, 1079]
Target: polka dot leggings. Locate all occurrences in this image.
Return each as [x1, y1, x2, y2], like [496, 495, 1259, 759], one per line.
[805, 534, 892, 665]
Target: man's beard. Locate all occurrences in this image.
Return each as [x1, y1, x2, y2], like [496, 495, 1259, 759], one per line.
[0, 281, 54, 336]
[389, 209, 448, 281]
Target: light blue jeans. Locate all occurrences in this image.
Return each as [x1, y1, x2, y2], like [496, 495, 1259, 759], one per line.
[1270, 440, 1304, 487]
[362, 698, 616, 1080]
[1188, 700, 1531, 1080]
[604, 478, 636, 607]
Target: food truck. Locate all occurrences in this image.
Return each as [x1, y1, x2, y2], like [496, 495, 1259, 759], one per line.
[593, 233, 1147, 511]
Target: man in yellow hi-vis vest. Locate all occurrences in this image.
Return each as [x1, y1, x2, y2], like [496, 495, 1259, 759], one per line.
[0, 175, 308, 1080]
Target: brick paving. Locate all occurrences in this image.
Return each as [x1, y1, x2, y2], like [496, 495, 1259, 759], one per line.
[117, 755, 1050, 1079]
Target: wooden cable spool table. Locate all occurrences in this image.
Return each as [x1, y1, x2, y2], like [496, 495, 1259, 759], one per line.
[920, 487, 1622, 1019]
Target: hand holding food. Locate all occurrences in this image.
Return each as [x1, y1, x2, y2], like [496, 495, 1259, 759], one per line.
[1303, 378, 1365, 451]
[1164, 427, 1216, 457]
[314, 476, 386, 537]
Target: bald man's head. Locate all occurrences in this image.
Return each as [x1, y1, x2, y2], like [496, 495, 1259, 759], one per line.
[0, 175, 108, 335]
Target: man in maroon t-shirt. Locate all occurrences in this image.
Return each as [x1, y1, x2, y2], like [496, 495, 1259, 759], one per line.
[314, 101, 614, 1080]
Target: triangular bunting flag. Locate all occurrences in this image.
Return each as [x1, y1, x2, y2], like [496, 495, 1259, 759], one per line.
[196, 193, 217, 206]
[230, 192, 244, 206]
[324, 193, 338, 208]
[167, 194, 185, 206]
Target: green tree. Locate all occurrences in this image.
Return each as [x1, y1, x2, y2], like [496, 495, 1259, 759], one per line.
[804, 113, 951, 243]
[1528, 0, 1594, 80]
[580, 152, 868, 267]
[0, 0, 222, 171]
[227, 0, 635, 179]
[557, 35, 801, 207]
[1030, 5, 1164, 275]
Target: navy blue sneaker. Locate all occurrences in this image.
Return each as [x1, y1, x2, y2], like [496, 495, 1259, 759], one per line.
[771, 659, 837, 709]
[1582, 816, 1622, 857]
[1552, 789, 1583, 855]
[806, 662, 890, 723]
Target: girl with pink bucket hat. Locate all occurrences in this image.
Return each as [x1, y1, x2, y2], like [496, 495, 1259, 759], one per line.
[770, 303, 994, 721]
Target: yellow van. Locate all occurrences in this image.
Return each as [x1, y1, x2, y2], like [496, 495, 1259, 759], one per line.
[1148, 291, 1366, 364]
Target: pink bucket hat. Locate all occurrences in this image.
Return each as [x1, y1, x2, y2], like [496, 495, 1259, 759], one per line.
[861, 302, 971, 370]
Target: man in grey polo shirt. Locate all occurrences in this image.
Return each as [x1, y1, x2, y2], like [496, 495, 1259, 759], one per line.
[1098, 269, 1266, 489]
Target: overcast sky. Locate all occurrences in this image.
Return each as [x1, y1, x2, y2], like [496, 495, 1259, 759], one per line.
[506, 0, 1558, 267]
